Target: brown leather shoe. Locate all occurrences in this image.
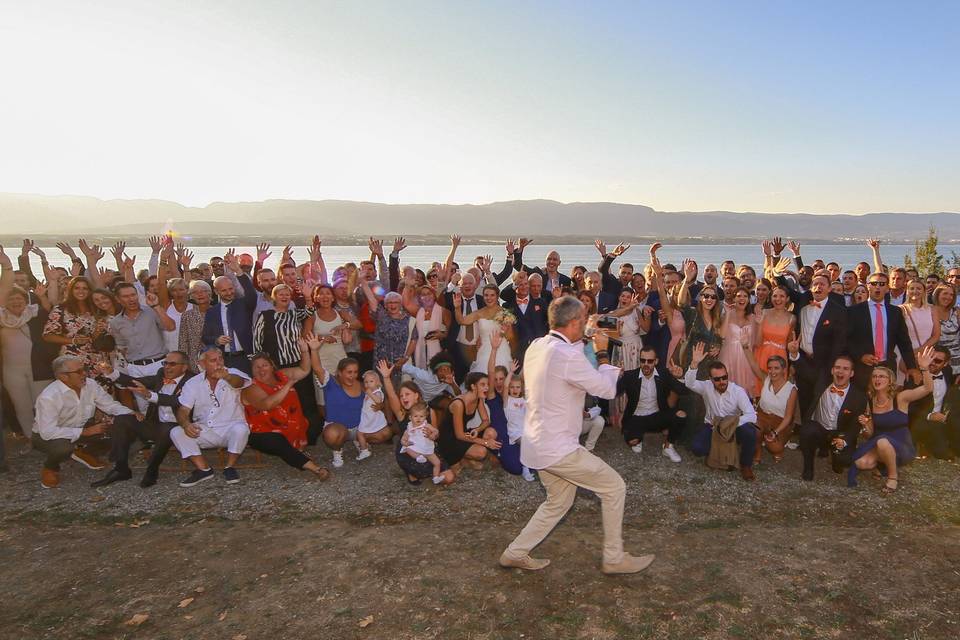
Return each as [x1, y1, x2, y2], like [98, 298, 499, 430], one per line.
[41, 468, 60, 489]
[499, 552, 550, 571]
[71, 449, 106, 470]
[740, 467, 755, 481]
[602, 552, 655, 575]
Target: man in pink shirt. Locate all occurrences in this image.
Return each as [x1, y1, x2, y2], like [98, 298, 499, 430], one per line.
[499, 296, 655, 574]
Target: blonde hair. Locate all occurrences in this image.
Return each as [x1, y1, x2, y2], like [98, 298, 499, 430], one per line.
[867, 366, 898, 404]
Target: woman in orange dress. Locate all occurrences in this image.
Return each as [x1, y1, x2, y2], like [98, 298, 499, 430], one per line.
[752, 284, 795, 396]
[242, 338, 329, 479]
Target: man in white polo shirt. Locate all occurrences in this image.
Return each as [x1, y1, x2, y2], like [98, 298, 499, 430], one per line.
[499, 296, 655, 575]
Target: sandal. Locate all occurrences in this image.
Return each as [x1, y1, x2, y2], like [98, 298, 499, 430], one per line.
[406, 475, 422, 486]
[881, 477, 899, 494]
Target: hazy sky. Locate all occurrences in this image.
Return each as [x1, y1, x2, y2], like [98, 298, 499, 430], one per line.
[1, 0, 957, 213]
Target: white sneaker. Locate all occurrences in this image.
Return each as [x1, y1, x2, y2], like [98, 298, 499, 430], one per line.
[356, 449, 372, 461]
[662, 444, 682, 463]
[415, 454, 427, 463]
[631, 443, 643, 454]
[522, 467, 536, 482]
[785, 441, 799, 450]
[332, 451, 344, 468]
[432, 475, 444, 485]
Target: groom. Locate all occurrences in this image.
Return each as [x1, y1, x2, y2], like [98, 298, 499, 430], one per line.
[499, 296, 655, 574]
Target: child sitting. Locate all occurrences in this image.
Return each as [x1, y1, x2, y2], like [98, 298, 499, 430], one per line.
[400, 401, 444, 484]
[355, 370, 387, 460]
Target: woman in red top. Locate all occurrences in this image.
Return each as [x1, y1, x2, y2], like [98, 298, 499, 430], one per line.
[242, 338, 329, 479]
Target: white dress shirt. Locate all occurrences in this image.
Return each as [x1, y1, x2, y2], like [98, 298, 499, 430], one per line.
[520, 331, 620, 469]
[33, 378, 133, 442]
[456, 296, 480, 346]
[634, 371, 659, 417]
[799, 300, 827, 356]
[814, 383, 847, 430]
[683, 368, 757, 426]
[931, 374, 947, 414]
[177, 368, 252, 429]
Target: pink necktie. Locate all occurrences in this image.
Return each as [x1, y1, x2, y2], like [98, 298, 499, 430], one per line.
[873, 303, 884, 361]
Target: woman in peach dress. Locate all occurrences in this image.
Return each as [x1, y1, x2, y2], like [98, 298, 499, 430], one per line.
[752, 284, 796, 396]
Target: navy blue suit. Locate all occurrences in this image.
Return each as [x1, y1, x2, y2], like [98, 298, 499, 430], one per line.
[201, 273, 258, 372]
[506, 296, 549, 358]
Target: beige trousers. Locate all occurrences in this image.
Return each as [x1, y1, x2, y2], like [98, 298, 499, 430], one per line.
[505, 448, 626, 564]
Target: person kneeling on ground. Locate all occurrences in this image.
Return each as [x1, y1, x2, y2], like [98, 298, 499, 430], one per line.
[619, 346, 685, 462]
[674, 342, 758, 480]
[32, 354, 137, 489]
[171, 347, 252, 487]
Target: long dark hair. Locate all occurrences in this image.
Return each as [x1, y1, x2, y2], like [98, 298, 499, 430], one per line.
[63, 277, 92, 315]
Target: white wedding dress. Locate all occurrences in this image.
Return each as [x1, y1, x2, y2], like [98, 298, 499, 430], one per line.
[470, 318, 512, 372]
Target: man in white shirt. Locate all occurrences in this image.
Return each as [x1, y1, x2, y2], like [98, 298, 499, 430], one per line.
[618, 347, 685, 462]
[171, 347, 252, 487]
[32, 355, 136, 489]
[680, 343, 759, 480]
[500, 296, 655, 575]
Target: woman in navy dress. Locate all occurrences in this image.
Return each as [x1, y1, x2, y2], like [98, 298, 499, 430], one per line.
[849, 347, 935, 492]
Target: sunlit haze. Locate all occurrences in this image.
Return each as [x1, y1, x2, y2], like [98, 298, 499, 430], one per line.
[1, 0, 957, 213]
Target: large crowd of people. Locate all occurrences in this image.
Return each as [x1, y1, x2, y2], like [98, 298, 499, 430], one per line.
[1, 234, 959, 497]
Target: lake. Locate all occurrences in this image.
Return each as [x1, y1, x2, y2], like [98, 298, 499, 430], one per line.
[26, 243, 924, 276]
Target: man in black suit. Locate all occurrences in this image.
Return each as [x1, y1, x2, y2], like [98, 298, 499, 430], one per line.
[787, 273, 848, 418]
[516, 240, 571, 295]
[595, 240, 632, 313]
[504, 271, 548, 356]
[442, 272, 484, 379]
[796, 354, 868, 481]
[92, 351, 196, 488]
[846, 272, 918, 391]
[909, 345, 960, 460]
[201, 253, 259, 374]
[618, 347, 685, 462]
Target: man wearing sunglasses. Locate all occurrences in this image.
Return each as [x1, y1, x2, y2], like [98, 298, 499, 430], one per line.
[846, 273, 917, 391]
[909, 345, 960, 460]
[618, 347, 685, 463]
[94, 351, 196, 487]
[681, 342, 759, 481]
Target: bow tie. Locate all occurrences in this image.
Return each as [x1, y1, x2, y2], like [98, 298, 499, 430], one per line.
[516, 297, 529, 305]
[829, 385, 846, 396]
[163, 378, 178, 385]
[809, 301, 822, 309]
[933, 374, 944, 380]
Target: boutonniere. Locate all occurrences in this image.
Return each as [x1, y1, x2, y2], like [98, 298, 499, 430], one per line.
[823, 320, 831, 326]
[841, 409, 851, 414]
[534, 305, 541, 312]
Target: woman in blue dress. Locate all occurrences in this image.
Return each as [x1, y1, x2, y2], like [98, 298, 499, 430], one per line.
[849, 347, 935, 492]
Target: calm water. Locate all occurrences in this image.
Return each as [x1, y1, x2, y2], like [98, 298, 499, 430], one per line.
[27, 243, 920, 276]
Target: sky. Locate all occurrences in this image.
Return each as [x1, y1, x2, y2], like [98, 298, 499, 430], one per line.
[0, 0, 957, 213]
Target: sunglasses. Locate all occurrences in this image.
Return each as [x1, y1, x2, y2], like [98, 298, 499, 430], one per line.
[711, 375, 729, 382]
[867, 281, 888, 287]
[932, 359, 947, 365]
[639, 358, 657, 364]
[700, 294, 717, 300]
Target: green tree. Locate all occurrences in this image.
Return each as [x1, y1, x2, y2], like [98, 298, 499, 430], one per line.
[903, 225, 944, 277]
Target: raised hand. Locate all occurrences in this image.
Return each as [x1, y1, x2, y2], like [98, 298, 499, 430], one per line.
[511, 359, 521, 373]
[122, 253, 136, 270]
[594, 239, 607, 257]
[223, 248, 240, 273]
[56, 242, 78, 260]
[772, 256, 792, 275]
[21, 238, 35, 256]
[281, 245, 293, 266]
[180, 249, 194, 269]
[34, 280, 48, 298]
[145, 292, 160, 307]
[505, 238, 516, 255]
[611, 242, 631, 257]
[368, 237, 383, 256]
[308, 238, 321, 264]
[450, 234, 462, 248]
[376, 359, 394, 377]
[0, 245, 11, 269]
[148, 235, 163, 253]
[867, 238, 880, 250]
[452, 291, 463, 308]
[518, 238, 533, 250]
[683, 259, 697, 283]
[28, 242, 46, 260]
[786, 333, 799, 357]
[771, 236, 785, 256]
[256, 242, 272, 263]
[787, 240, 801, 256]
[761, 239, 772, 257]
[666, 362, 685, 379]
[490, 329, 503, 349]
[111, 241, 126, 265]
[916, 345, 935, 369]
[392, 236, 407, 254]
[481, 255, 492, 273]
[303, 331, 322, 351]
[690, 341, 707, 367]
[649, 242, 662, 256]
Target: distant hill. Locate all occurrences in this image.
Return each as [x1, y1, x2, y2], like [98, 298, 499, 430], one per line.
[0, 192, 957, 241]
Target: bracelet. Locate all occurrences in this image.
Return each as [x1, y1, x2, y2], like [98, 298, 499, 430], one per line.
[594, 350, 609, 359]
[920, 368, 928, 372]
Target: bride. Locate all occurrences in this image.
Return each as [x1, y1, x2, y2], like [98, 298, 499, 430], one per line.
[453, 285, 515, 372]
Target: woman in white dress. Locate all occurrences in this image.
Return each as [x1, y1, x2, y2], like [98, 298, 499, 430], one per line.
[453, 285, 514, 372]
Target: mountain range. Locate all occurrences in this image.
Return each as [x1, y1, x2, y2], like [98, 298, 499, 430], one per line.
[0, 192, 957, 242]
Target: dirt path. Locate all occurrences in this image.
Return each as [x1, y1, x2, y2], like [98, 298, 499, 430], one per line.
[2, 514, 959, 640]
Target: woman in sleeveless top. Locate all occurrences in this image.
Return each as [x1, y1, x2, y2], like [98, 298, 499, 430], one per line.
[241, 348, 329, 479]
[848, 348, 934, 492]
[745, 351, 797, 464]
[437, 372, 499, 469]
[304, 284, 349, 374]
[718, 286, 757, 397]
[933, 284, 960, 370]
[752, 285, 795, 396]
[401, 284, 450, 369]
[898, 279, 939, 384]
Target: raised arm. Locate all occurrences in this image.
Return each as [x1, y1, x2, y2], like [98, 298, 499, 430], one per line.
[0, 245, 14, 302]
[866, 238, 885, 274]
[376, 359, 403, 419]
[443, 235, 461, 278]
[78, 239, 105, 288]
[897, 346, 935, 406]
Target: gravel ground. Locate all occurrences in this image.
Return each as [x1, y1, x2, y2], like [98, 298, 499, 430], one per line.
[3, 428, 959, 528]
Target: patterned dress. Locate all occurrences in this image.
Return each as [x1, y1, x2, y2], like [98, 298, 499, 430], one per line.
[43, 306, 98, 371]
[374, 307, 410, 364]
